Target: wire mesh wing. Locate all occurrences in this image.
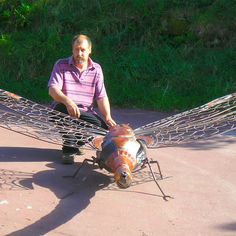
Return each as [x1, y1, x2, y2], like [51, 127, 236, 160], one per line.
[0, 89, 107, 149]
[134, 93, 236, 148]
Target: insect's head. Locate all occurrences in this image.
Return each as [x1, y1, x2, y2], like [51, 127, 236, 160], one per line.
[114, 164, 132, 189]
[108, 124, 134, 137]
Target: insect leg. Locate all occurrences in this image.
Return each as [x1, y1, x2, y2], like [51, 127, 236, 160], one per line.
[149, 159, 163, 179]
[145, 157, 173, 201]
[64, 156, 97, 178]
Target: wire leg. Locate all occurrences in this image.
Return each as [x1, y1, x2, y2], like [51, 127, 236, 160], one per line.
[64, 157, 97, 178]
[145, 158, 173, 201]
[149, 160, 163, 179]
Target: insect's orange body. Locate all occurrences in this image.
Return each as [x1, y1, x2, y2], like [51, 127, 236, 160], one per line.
[97, 124, 145, 188]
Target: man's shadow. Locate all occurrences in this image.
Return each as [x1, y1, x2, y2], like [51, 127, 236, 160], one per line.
[0, 147, 111, 236]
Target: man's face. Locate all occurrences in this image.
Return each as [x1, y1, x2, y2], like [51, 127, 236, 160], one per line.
[72, 39, 91, 65]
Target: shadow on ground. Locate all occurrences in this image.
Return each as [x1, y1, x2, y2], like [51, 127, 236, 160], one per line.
[0, 147, 60, 162]
[0, 147, 111, 235]
[0, 147, 168, 235]
[215, 222, 236, 232]
[172, 133, 236, 151]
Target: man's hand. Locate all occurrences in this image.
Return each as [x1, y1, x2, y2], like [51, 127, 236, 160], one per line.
[65, 100, 80, 119]
[49, 86, 80, 119]
[105, 116, 117, 127]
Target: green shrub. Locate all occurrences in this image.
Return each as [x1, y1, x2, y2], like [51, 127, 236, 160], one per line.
[0, 0, 235, 110]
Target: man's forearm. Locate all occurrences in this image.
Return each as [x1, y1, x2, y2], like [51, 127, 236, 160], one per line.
[97, 97, 116, 127]
[49, 86, 71, 105]
[97, 97, 111, 119]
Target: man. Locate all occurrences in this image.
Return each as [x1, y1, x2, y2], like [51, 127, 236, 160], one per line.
[48, 34, 116, 164]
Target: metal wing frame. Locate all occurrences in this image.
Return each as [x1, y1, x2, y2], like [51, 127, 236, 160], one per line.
[1, 89, 236, 149]
[0, 89, 108, 149]
[134, 93, 236, 148]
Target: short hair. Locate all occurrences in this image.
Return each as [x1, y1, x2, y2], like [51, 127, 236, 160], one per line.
[72, 34, 92, 49]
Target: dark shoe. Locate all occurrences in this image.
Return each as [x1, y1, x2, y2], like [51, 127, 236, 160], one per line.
[62, 153, 76, 164]
[77, 148, 85, 155]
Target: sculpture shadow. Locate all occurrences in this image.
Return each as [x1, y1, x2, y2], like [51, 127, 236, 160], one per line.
[177, 133, 236, 151]
[0, 146, 61, 162]
[215, 222, 236, 232]
[0, 147, 111, 236]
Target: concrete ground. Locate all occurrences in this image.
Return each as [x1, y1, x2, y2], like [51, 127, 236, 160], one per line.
[0, 109, 236, 236]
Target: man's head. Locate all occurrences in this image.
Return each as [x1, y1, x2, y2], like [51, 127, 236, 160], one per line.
[72, 34, 92, 66]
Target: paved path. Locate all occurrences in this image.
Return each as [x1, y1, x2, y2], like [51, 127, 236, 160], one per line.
[0, 109, 236, 236]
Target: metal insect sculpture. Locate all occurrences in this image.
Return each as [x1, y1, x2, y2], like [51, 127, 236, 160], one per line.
[0, 89, 236, 200]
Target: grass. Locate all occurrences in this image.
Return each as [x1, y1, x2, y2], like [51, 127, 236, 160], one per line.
[0, 0, 235, 111]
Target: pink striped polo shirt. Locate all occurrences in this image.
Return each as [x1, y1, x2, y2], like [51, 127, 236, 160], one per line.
[48, 56, 107, 112]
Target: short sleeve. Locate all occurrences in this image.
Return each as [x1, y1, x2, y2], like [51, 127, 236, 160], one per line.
[48, 61, 64, 89]
[95, 67, 107, 100]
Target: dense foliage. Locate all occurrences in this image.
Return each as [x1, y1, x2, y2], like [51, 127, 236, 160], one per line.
[0, 0, 235, 111]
